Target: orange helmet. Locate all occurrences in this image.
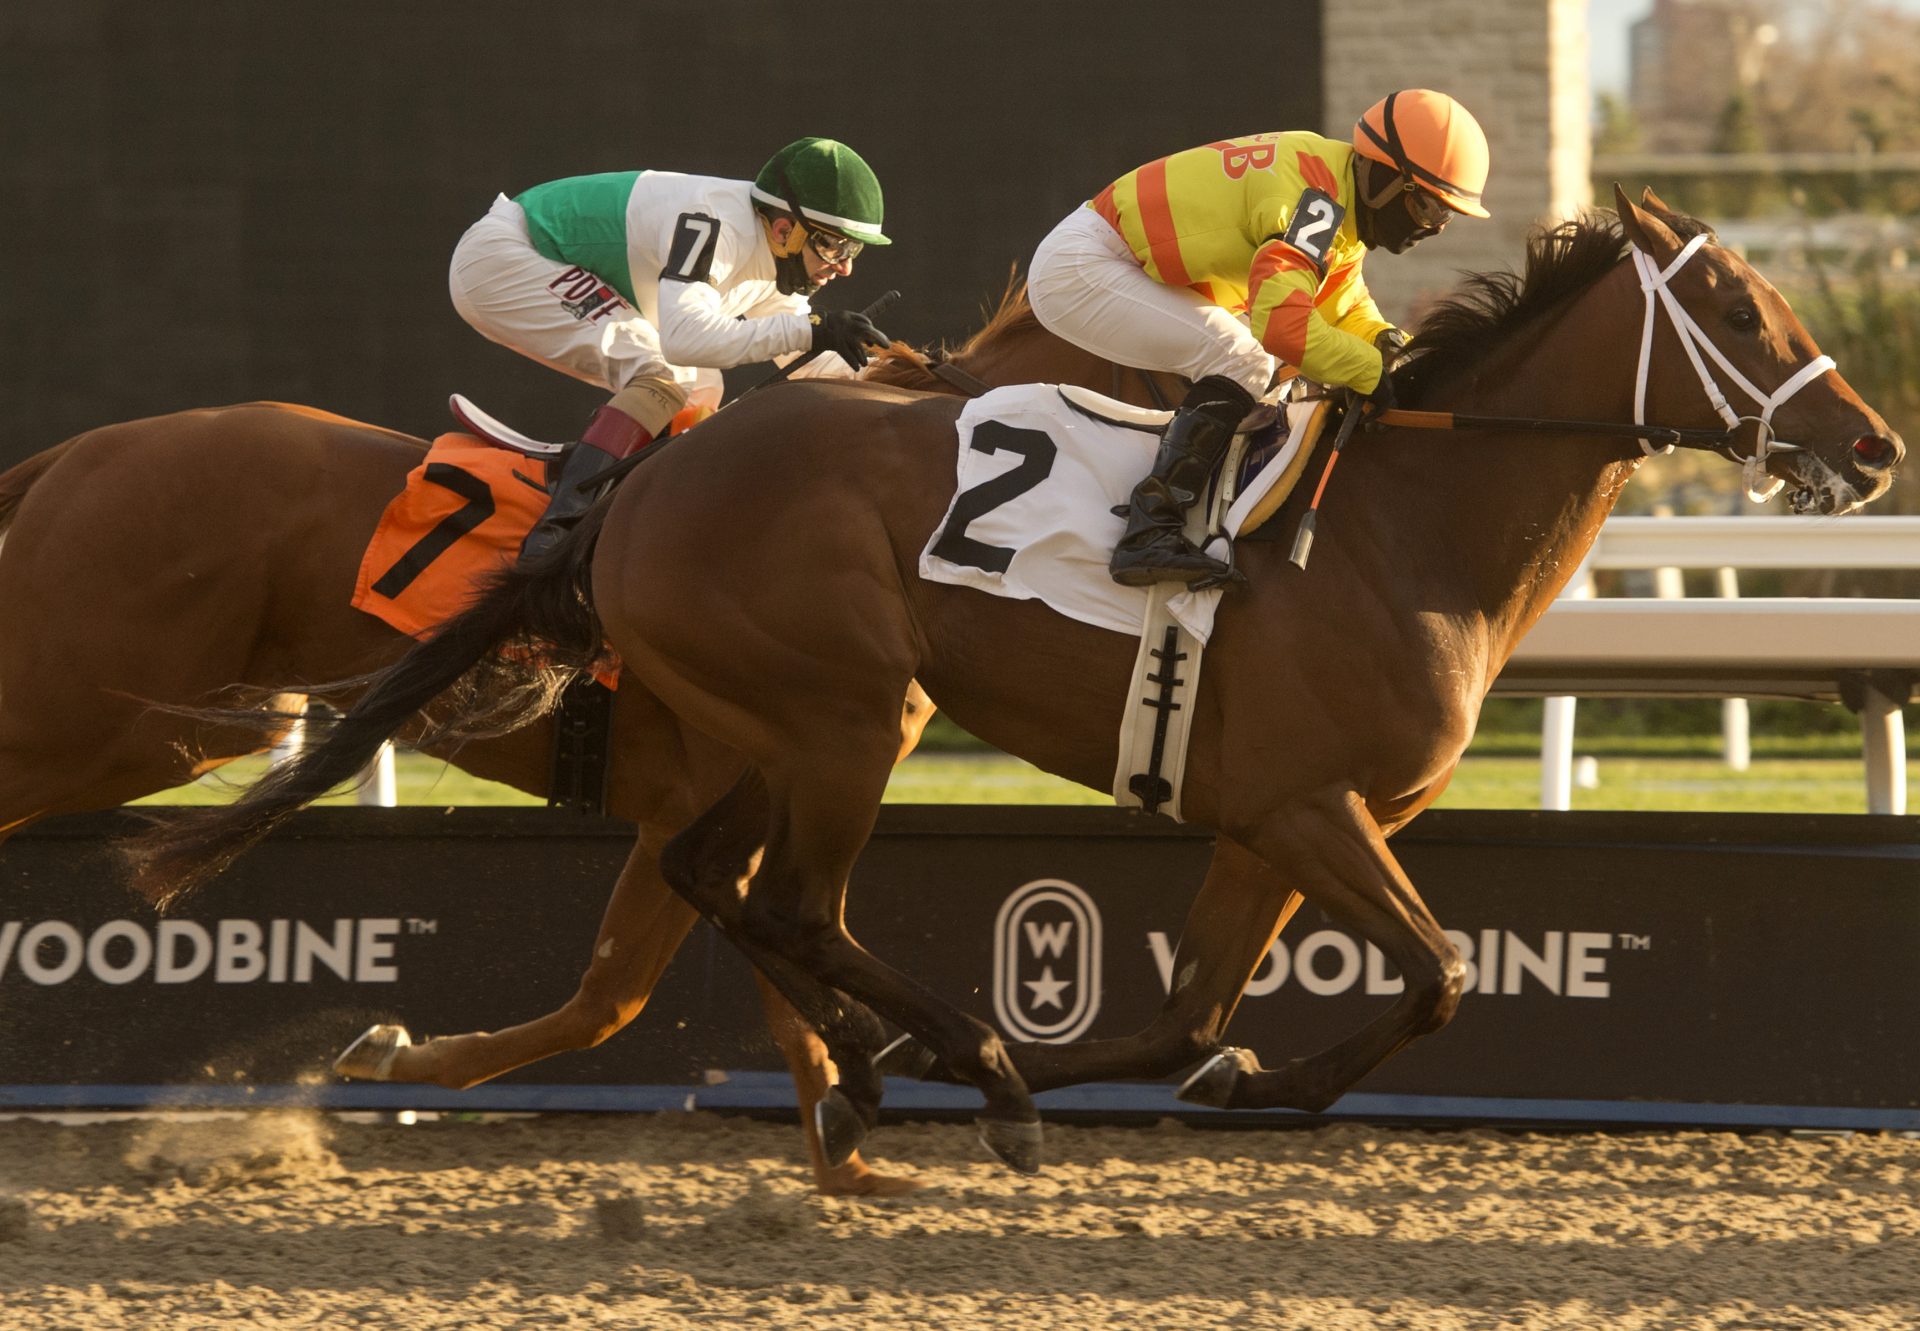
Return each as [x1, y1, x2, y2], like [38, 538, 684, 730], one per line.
[1353, 89, 1491, 219]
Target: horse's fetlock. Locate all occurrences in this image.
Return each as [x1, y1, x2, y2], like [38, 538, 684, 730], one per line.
[1412, 948, 1468, 1034]
[1155, 1007, 1228, 1072]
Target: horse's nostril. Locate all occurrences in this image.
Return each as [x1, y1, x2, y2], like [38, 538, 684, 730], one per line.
[1853, 435, 1899, 470]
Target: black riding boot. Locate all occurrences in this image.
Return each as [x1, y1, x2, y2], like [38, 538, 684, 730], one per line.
[520, 405, 654, 562]
[1108, 376, 1255, 587]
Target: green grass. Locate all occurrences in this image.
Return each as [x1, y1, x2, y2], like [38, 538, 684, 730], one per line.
[142, 744, 1913, 815]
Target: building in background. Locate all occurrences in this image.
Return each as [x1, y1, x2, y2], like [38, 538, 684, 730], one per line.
[1629, 0, 1777, 153]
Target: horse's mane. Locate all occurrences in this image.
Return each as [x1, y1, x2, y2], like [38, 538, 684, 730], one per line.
[1396, 206, 1716, 407]
[861, 271, 1034, 392]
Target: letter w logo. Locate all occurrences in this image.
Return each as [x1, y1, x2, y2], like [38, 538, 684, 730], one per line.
[1024, 920, 1073, 958]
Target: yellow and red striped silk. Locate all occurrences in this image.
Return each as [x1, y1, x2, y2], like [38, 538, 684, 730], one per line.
[1090, 131, 1393, 392]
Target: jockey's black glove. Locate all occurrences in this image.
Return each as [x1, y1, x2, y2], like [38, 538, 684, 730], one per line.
[1375, 327, 1410, 366]
[809, 309, 892, 369]
[1360, 362, 1397, 417]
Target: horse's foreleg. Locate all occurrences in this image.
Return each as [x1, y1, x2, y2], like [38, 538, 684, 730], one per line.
[1024, 837, 1302, 1091]
[751, 973, 920, 1197]
[1189, 786, 1464, 1112]
[346, 835, 700, 1090]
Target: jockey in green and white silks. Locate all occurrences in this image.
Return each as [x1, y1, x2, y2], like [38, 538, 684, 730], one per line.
[449, 137, 894, 557]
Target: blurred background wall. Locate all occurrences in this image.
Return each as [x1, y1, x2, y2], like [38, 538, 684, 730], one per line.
[4, 0, 1912, 523]
[3, 1, 1329, 458]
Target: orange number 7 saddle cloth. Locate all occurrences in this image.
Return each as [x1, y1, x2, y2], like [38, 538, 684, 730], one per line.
[353, 432, 552, 639]
[351, 432, 620, 689]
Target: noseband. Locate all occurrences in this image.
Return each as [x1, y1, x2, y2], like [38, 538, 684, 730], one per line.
[1631, 232, 1835, 500]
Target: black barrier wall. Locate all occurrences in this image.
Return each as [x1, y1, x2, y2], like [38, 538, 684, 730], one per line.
[3, 807, 1916, 1124]
[0, 1, 1322, 461]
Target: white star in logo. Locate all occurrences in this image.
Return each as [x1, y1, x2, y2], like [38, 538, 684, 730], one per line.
[1023, 966, 1070, 1010]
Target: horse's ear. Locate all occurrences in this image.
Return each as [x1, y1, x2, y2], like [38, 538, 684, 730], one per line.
[1613, 182, 1681, 258]
[1639, 186, 1675, 215]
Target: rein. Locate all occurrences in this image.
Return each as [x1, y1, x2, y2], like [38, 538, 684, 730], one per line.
[1369, 406, 1736, 452]
[1366, 233, 1838, 500]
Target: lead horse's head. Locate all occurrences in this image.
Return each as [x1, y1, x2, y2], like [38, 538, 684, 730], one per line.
[1617, 184, 1904, 514]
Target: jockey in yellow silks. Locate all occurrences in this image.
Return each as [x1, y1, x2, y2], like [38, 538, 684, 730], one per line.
[1028, 90, 1493, 587]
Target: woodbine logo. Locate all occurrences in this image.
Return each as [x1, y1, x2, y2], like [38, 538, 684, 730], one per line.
[0, 917, 406, 986]
[993, 879, 1104, 1043]
[1147, 926, 1626, 999]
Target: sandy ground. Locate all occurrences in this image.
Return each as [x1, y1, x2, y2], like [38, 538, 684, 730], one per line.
[2, 1111, 1917, 1330]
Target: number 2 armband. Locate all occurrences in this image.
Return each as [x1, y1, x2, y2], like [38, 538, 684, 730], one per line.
[1276, 187, 1345, 278]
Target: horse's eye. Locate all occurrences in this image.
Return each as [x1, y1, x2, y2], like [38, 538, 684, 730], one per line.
[1727, 305, 1759, 333]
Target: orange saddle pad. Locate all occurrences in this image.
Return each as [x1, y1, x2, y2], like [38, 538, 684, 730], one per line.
[353, 433, 551, 640]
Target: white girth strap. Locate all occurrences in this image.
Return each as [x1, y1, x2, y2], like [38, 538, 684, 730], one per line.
[1631, 232, 1836, 501]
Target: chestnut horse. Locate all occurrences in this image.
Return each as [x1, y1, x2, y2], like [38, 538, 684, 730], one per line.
[123, 191, 1903, 1174]
[0, 291, 1176, 1194]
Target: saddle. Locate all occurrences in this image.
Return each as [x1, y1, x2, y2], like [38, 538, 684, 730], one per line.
[448, 393, 568, 458]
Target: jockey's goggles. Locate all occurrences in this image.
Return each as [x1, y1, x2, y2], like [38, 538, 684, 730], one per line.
[803, 224, 864, 266]
[1405, 184, 1452, 229]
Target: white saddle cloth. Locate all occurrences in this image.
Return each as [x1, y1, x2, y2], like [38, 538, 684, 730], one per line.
[917, 383, 1303, 645]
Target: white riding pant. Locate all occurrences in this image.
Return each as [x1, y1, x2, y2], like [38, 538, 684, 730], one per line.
[448, 195, 723, 409]
[1027, 207, 1276, 400]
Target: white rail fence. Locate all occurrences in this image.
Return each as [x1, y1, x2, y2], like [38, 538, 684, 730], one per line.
[1497, 516, 1920, 815]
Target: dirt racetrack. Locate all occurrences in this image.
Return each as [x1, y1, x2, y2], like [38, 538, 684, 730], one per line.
[3, 1110, 1917, 1329]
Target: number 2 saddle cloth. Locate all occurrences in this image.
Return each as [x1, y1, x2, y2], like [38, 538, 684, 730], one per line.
[918, 382, 1330, 819]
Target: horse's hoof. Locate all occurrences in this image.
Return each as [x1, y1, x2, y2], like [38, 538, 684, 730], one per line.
[976, 1115, 1043, 1176]
[873, 1032, 940, 1081]
[333, 1024, 411, 1081]
[1176, 1046, 1258, 1109]
[814, 1089, 869, 1170]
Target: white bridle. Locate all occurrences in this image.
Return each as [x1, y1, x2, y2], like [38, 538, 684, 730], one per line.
[1632, 232, 1836, 501]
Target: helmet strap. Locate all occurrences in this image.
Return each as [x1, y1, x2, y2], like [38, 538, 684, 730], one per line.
[1357, 157, 1410, 210]
[763, 165, 824, 295]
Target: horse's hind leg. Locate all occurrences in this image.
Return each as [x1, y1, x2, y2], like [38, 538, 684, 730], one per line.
[660, 768, 898, 1169]
[742, 755, 1043, 1173]
[1185, 786, 1465, 1112]
[339, 833, 703, 1089]
[334, 817, 917, 1196]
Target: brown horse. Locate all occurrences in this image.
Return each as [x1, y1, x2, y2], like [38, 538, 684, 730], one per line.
[123, 191, 1904, 1173]
[0, 292, 1176, 1194]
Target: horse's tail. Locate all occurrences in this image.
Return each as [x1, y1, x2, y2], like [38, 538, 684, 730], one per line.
[0, 438, 78, 538]
[121, 504, 611, 911]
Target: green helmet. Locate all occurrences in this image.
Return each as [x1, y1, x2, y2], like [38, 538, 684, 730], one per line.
[751, 138, 891, 246]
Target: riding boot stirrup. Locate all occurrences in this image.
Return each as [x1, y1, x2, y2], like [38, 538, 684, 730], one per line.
[519, 406, 657, 563]
[1109, 377, 1253, 588]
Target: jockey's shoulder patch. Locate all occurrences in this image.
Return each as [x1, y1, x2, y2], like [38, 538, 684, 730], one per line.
[661, 211, 721, 284]
[1278, 187, 1345, 277]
